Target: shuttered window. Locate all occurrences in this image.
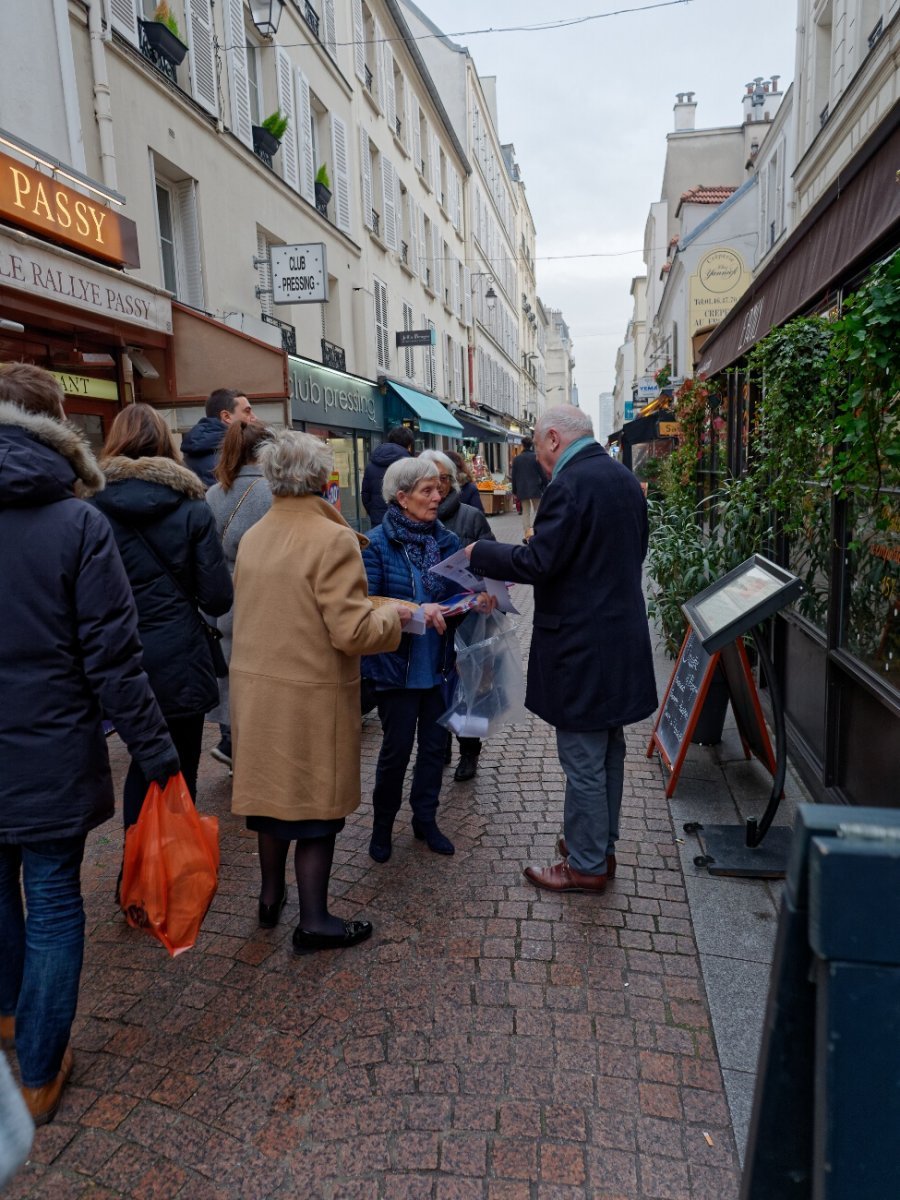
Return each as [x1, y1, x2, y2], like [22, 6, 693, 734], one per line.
[256, 228, 272, 317]
[360, 127, 374, 231]
[110, 0, 138, 44]
[382, 156, 398, 252]
[296, 69, 315, 203]
[275, 45, 299, 191]
[331, 115, 352, 234]
[155, 175, 204, 309]
[225, 0, 252, 149]
[186, 0, 218, 116]
[402, 302, 415, 379]
[374, 278, 389, 370]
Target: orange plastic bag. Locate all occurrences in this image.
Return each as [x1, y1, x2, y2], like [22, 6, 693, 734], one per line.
[120, 773, 219, 957]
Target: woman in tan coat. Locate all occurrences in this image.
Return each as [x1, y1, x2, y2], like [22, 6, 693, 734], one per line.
[230, 431, 412, 953]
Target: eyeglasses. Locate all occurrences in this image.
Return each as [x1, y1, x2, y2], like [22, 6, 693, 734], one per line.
[438, 474, 453, 483]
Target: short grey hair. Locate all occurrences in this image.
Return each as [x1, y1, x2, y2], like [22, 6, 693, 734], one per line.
[382, 455, 439, 504]
[257, 430, 333, 497]
[535, 404, 594, 443]
[418, 449, 459, 492]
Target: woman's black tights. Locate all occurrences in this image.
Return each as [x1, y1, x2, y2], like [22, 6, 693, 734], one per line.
[257, 832, 343, 935]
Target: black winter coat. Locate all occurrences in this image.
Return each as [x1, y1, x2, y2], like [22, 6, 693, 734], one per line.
[510, 448, 546, 500]
[92, 457, 233, 719]
[361, 443, 411, 526]
[471, 443, 657, 732]
[0, 403, 176, 843]
[437, 490, 495, 544]
[180, 416, 226, 488]
[458, 480, 485, 512]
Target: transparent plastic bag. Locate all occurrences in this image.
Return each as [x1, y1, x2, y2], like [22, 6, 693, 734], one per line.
[439, 612, 528, 738]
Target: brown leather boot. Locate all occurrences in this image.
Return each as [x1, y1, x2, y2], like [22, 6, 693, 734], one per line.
[557, 837, 617, 878]
[21, 1045, 74, 1126]
[0, 1014, 14, 1051]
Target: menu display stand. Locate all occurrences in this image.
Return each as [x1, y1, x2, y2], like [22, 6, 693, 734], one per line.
[649, 554, 803, 879]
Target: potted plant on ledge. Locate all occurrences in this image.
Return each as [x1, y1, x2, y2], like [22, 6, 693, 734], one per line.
[140, 1, 188, 68]
[314, 164, 332, 215]
[252, 110, 289, 163]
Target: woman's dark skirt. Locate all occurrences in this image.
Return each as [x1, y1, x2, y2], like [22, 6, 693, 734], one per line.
[245, 815, 345, 841]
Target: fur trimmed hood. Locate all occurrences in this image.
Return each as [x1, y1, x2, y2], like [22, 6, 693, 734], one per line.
[0, 400, 105, 498]
[101, 455, 207, 500]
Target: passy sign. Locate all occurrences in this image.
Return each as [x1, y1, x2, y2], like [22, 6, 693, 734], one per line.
[271, 243, 328, 304]
[396, 328, 435, 347]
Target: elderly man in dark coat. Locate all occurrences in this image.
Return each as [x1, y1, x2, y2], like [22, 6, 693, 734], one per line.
[466, 405, 657, 893]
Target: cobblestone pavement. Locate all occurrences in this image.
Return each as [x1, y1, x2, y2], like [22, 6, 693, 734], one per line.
[8, 513, 740, 1199]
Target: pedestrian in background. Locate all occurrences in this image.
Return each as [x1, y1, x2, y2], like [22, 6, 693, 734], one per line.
[361, 426, 414, 526]
[446, 450, 485, 513]
[205, 421, 274, 769]
[229, 432, 409, 950]
[419, 449, 494, 782]
[0, 366, 178, 1126]
[362, 458, 495, 862]
[181, 387, 255, 488]
[466, 405, 657, 893]
[510, 435, 545, 540]
[93, 405, 233, 832]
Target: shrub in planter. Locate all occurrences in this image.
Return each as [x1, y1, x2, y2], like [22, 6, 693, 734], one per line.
[141, 2, 188, 65]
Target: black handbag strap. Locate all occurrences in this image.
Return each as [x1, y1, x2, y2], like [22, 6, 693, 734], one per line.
[131, 526, 206, 626]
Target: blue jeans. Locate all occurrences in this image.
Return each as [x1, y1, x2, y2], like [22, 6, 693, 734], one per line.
[556, 727, 626, 876]
[0, 836, 86, 1088]
[373, 687, 447, 829]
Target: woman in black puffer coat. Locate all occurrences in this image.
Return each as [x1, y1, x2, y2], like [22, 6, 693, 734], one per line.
[93, 405, 233, 826]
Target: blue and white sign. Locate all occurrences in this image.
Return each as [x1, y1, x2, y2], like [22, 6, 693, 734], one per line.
[624, 400, 634, 421]
[637, 375, 658, 400]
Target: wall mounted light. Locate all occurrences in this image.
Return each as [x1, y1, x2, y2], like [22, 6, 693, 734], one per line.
[248, 0, 285, 37]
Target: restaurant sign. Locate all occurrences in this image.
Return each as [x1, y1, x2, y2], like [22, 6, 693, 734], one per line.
[0, 151, 140, 268]
[0, 229, 172, 334]
[51, 371, 118, 400]
[689, 247, 750, 335]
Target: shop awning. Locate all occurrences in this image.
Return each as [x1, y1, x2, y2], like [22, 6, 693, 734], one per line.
[169, 303, 288, 402]
[453, 409, 508, 443]
[385, 382, 463, 437]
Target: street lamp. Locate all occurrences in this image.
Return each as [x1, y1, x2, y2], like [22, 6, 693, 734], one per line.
[248, 0, 285, 37]
[485, 284, 497, 312]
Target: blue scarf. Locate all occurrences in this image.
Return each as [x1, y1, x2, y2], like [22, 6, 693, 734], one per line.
[388, 505, 443, 596]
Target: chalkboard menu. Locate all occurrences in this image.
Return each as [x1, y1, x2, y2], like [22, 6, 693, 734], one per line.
[648, 628, 718, 788]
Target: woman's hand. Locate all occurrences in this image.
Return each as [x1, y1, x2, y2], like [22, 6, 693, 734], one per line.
[421, 603, 447, 634]
[389, 603, 414, 626]
[475, 592, 497, 615]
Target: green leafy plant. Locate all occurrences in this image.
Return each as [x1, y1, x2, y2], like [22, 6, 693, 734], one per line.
[315, 164, 331, 190]
[152, 1, 181, 38]
[261, 110, 289, 140]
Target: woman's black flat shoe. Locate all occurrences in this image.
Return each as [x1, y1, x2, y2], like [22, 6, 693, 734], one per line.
[258, 888, 287, 929]
[292, 919, 373, 955]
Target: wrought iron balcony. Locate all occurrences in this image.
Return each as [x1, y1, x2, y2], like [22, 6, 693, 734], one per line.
[401, 241, 409, 265]
[371, 209, 380, 237]
[303, 2, 320, 38]
[321, 339, 346, 372]
[365, 65, 373, 93]
[395, 116, 402, 139]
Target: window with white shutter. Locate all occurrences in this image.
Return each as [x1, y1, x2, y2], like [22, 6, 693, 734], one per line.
[275, 46, 299, 191]
[408, 193, 419, 275]
[451, 259, 460, 319]
[453, 341, 462, 402]
[374, 278, 389, 370]
[330, 115, 352, 234]
[418, 207, 427, 287]
[402, 302, 415, 379]
[173, 178, 204, 307]
[442, 335, 450, 399]
[322, 0, 337, 60]
[352, 0, 366, 82]
[412, 99, 422, 176]
[360, 126, 374, 231]
[428, 321, 437, 393]
[295, 70, 315, 204]
[383, 46, 396, 134]
[452, 169, 462, 232]
[373, 18, 386, 110]
[110, 0, 138, 44]
[256, 228, 272, 316]
[185, 0, 218, 116]
[464, 267, 472, 327]
[225, 0, 253, 149]
[431, 225, 442, 301]
[382, 156, 398, 252]
[431, 132, 440, 196]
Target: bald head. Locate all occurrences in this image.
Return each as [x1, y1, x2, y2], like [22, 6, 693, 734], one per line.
[534, 405, 594, 475]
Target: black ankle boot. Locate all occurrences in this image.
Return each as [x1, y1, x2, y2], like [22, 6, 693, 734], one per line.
[454, 752, 479, 782]
[411, 819, 455, 855]
[369, 824, 393, 863]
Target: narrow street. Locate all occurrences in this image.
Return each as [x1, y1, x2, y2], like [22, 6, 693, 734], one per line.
[9, 513, 740, 1199]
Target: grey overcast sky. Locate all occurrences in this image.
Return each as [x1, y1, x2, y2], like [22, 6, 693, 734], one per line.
[417, 0, 798, 430]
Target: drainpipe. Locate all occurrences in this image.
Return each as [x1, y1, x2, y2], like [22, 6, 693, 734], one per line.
[83, 0, 118, 191]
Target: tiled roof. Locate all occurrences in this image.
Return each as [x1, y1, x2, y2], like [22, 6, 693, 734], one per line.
[679, 185, 737, 206]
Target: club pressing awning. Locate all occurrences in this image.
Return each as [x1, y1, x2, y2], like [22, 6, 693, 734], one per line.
[384, 381, 464, 437]
[453, 409, 508, 443]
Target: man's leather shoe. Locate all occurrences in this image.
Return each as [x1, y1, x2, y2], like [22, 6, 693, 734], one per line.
[557, 837, 617, 878]
[0, 1014, 14, 1051]
[523, 859, 607, 893]
[453, 752, 479, 782]
[21, 1045, 74, 1126]
[292, 919, 373, 955]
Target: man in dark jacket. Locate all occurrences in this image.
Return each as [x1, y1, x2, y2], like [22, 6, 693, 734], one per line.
[360, 426, 414, 526]
[181, 388, 255, 488]
[510, 436, 545, 539]
[467, 405, 657, 893]
[0, 365, 179, 1126]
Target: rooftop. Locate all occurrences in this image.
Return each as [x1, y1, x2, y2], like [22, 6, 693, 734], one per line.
[678, 184, 738, 209]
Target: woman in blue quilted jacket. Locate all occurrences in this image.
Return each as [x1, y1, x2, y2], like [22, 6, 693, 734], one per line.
[362, 457, 493, 862]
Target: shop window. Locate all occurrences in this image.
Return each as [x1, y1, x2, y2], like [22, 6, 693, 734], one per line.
[374, 277, 389, 371]
[154, 174, 204, 308]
